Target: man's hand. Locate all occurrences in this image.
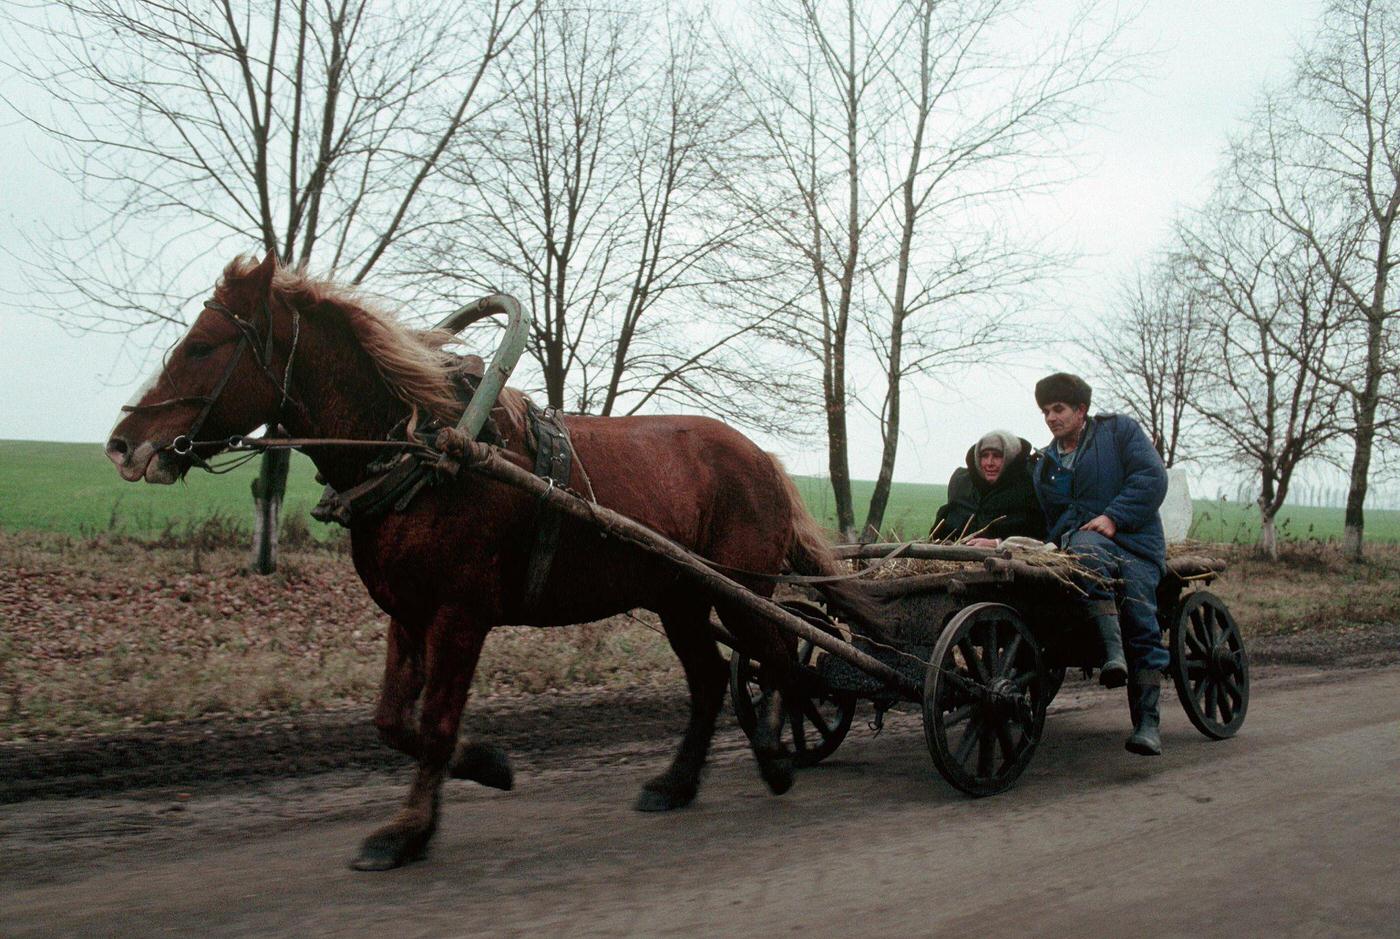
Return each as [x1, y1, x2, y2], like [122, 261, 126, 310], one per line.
[1079, 514, 1117, 537]
[964, 537, 1000, 548]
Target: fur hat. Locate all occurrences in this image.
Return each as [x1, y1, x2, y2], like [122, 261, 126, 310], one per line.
[975, 430, 1022, 464]
[1034, 372, 1092, 409]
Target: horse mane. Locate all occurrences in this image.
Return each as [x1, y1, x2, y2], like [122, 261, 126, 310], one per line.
[219, 256, 530, 435]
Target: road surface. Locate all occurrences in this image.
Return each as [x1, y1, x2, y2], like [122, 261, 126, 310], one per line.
[3, 666, 1397, 937]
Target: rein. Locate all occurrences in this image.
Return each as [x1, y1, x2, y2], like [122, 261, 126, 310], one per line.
[169, 429, 895, 588]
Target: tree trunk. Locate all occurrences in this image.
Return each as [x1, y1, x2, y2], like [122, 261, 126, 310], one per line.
[250, 449, 291, 574]
[826, 395, 855, 542]
[1258, 509, 1278, 562]
[1342, 417, 1375, 561]
[1256, 471, 1279, 562]
[863, 413, 898, 541]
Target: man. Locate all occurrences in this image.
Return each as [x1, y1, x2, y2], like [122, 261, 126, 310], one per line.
[933, 430, 1045, 544]
[1030, 372, 1170, 756]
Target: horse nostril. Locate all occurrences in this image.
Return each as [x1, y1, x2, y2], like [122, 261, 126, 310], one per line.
[106, 436, 129, 458]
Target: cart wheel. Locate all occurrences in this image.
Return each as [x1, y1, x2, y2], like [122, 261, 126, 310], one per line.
[729, 602, 856, 767]
[1171, 590, 1248, 739]
[923, 602, 1049, 797]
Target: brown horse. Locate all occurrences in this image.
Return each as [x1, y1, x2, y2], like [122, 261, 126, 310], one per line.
[106, 254, 876, 870]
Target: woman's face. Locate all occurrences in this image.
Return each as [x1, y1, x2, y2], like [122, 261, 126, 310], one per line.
[979, 449, 1005, 483]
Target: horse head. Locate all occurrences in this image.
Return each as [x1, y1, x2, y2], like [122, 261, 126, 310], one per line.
[106, 253, 298, 484]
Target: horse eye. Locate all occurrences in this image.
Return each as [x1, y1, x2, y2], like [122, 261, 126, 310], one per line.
[186, 342, 214, 360]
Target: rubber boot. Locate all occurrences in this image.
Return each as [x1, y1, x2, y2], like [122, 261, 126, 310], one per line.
[1125, 670, 1162, 756]
[1093, 613, 1128, 688]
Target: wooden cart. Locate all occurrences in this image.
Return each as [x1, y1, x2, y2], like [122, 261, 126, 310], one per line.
[729, 544, 1249, 796]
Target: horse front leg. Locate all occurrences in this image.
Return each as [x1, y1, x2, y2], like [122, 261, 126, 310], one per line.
[373, 619, 424, 759]
[352, 608, 488, 871]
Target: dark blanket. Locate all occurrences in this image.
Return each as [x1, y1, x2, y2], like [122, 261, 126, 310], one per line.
[934, 438, 1046, 540]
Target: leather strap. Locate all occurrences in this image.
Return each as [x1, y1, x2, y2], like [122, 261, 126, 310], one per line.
[521, 404, 574, 611]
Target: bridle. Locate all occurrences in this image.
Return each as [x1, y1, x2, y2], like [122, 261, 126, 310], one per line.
[121, 298, 304, 470]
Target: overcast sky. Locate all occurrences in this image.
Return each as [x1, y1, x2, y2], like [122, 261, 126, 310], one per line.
[0, 0, 1332, 494]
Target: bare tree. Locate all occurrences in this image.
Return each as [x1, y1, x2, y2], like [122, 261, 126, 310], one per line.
[730, 0, 1127, 540]
[1232, 0, 1400, 559]
[1089, 259, 1204, 467]
[5, 0, 533, 570]
[1177, 200, 1346, 559]
[723, 0, 898, 539]
[410, 2, 802, 431]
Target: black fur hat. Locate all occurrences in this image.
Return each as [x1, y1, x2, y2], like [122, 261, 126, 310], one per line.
[1034, 372, 1092, 409]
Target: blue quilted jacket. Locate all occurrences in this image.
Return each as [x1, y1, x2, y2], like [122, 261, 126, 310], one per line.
[1030, 413, 1168, 566]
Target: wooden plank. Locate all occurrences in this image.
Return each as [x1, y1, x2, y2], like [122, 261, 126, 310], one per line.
[860, 567, 1007, 598]
[1165, 555, 1228, 579]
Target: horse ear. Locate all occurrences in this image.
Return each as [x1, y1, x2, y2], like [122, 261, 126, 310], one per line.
[251, 250, 278, 297]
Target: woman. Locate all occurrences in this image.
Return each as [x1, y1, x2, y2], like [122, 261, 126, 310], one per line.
[933, 430, 1045, 545]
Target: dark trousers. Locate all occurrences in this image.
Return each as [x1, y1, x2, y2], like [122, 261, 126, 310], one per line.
[1066, 530, 1170, 672]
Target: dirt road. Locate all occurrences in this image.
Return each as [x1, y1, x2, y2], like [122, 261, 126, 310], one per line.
[3, 666, 1397, 938]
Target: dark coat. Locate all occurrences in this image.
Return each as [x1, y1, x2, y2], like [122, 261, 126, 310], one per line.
[934, 438, 1046, 540]
[1030, 413, 1168, 565]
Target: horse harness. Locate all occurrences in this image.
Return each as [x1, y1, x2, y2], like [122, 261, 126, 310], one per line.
[120, 300, 305, 468]
[311, 365, 587, 612]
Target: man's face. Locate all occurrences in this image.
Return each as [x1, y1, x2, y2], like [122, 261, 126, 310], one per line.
[978, 449, 1005, 483]
[1041, 401, 1088, 442]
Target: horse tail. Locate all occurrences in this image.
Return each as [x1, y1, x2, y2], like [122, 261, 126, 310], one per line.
[769, 455, 887, 638]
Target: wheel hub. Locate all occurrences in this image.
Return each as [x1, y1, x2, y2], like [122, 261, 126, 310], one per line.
[1210, 643, 1238, 676]
[986, 677, 1023, 719]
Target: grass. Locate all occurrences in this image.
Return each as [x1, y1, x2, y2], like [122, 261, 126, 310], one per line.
[2, 529, 1395, 741]
[0, 440, 327, 540]
[9, 439, 1397, 545]
[1201, 542, 1400, 641]
[0, 531, 682, 740]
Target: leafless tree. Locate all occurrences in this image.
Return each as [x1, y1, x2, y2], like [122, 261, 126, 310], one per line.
[409, 1, 804, 432]
[1177, 200, 1347, 560]
[1089, 259, 1204, 468]
[5, 0, 534, 570]
[729, 0, 1127, 540]
[1232, 0, 1400, 559]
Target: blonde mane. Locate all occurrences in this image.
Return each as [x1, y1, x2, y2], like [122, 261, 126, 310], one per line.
[219, 257, 529, 434]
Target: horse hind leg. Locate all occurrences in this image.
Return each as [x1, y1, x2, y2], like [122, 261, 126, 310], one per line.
[352, 609, 488, 872]
[636, 600, 728, 812]
[717, 602, 797, 797]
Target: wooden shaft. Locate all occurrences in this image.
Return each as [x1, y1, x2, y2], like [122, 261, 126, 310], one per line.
[832, 542, 1005, 562]
[459, 441, 923, 701]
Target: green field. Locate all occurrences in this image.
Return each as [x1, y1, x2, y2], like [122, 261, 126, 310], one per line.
[0, 440, 328, 539]
[4, 439, 1398, 544]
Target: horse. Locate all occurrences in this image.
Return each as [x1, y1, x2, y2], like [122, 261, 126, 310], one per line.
[106, 253, 880, 870]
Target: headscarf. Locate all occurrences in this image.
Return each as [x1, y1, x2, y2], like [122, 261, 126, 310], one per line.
[976, 430, 1022, 465]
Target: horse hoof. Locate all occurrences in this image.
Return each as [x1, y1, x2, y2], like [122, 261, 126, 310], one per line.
[348, 830, 428, 872]
[634, 780, 696, 812]
[450, 743, 514, 791]
[758, 754, 795, 796]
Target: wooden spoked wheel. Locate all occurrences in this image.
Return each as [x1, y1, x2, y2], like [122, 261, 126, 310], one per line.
[923, 602, 1049, 797]
[1171, 590, 1248, 739]
[729, 602, 857, 768]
